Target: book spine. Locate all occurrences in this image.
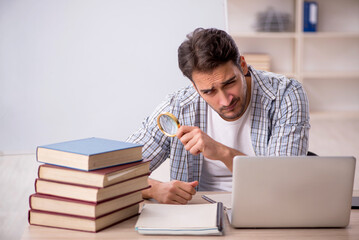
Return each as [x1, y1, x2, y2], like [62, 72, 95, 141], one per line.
[37, 164, 42, 178]
[34, 178, 38, 192]
[35, 147, 40, 163]
[28, 222, 96, 233]
[36, 170, 150, 189]
[303, 1, 318, 32]
[30, 193, 97, 205]
[31, 186, 148, 205]
[27, 209, 31, 225]
[29, 201, 142, 220]
[303, 2, 309, 31]
[29, 194, 34, 209]
[36, 178, 100, 189]
[35, 178, 150, 203]
[28, 212, 139, 233]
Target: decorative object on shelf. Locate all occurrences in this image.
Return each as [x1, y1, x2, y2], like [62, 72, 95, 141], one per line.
[303, 1, 318, 32]
[255, 7, 292, 32]
[242, 53, 271, 72]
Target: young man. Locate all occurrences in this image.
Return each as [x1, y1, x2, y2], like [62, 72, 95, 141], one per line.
[127, 28, 310, 204]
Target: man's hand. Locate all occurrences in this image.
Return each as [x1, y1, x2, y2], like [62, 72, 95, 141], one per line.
[176, 125, 224, 158]
[143, 178, 198, 204]
[176, 125, 243, 171]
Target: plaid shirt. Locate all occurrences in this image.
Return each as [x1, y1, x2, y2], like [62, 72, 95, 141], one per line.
[127, 66, 310, 185]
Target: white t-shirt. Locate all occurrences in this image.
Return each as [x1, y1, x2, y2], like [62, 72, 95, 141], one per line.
[199, 79, 255, 191]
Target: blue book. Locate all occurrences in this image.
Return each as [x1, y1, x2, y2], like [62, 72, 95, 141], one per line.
[37, 137, 143, 171]
[303, 1, 318, 32]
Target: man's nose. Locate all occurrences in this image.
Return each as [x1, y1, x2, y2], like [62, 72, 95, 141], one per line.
[219, 90, 233, 106]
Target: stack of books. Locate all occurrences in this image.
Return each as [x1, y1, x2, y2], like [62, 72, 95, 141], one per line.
[28, 137, 150, 232]
[242, 53, 271, 72]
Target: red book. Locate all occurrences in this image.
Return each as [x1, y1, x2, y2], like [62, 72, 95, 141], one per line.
[35, 174, 149, 202]
[29, 190, 143, 218]
[29, 203, 139, 232]
[38, 160, 150, 187]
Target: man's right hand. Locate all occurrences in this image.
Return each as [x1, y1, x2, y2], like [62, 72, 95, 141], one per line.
[142, 178, 198, 204]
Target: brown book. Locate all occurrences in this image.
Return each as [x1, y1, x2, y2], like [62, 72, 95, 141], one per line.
[35, 174, 149, 202]
[36, 137, 143, 171]
[38, 160, 150, 188]
[29, 190, 143, 218]
[29, 204, 139, 232]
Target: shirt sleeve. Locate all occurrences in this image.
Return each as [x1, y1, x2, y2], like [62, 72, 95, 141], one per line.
[267, 82, 310, 156]
[126, 97, 172, 172]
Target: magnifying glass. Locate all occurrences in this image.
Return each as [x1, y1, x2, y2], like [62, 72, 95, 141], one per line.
[157, 112, 180, 137]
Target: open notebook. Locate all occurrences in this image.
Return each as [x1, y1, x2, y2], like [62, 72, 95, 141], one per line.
[135, 203, 223, 235]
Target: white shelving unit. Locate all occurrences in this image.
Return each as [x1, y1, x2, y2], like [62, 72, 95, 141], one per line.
[226, 0, 359, 112]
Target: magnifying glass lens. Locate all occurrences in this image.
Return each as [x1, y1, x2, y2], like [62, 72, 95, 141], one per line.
[157, 113, 180, 137]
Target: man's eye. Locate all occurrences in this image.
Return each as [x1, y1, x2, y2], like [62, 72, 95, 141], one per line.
[203, 90, 214, 95]
[224, 80, 235, 86]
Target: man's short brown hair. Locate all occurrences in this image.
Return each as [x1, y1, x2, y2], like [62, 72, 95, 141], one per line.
[178, 28, 241, 81]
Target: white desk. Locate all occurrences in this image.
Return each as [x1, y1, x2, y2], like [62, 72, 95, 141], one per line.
[21, 191, 359, 240]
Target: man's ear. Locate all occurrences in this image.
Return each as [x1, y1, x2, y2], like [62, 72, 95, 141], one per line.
[240, 56, 249, 75]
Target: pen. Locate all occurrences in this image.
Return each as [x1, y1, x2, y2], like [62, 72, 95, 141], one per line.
[216, 202, 223, 233]
[202, 195, 216, 204]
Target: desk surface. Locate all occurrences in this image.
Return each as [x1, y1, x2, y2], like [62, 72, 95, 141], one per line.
[22, 192, 359, 240]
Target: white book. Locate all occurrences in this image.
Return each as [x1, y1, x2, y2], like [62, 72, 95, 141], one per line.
[135, 203, 223, 235]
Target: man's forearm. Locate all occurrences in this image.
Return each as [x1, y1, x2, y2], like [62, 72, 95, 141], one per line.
[220, 145, 245, 172]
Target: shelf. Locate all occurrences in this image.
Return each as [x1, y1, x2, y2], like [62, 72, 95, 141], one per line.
[303, 32, 359, 38]
[233, 32, 296, 39]
[227, 0, 359, 112]
[303, 71, 359, 79]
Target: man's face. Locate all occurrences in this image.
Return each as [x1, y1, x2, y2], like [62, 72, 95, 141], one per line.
[192, 61, 249, 121]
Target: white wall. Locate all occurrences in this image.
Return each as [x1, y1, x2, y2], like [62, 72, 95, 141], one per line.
[0, 0, 226, 154]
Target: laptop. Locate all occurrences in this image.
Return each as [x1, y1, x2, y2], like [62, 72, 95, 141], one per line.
[227, 156, 356, 228]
